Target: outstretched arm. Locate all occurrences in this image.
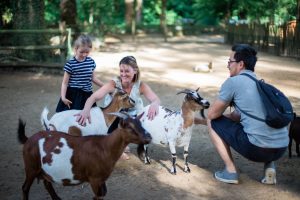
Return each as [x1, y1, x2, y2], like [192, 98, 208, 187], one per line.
[207, 99, 230, 120]
[75, 80, 115, 125]
[140, 82, 160, 120]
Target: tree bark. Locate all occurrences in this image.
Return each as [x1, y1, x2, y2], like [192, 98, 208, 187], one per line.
[160, 0, 168, 42]
[60, 0, 78, 37]
[296, 0, 300, 58]
[12, 0, 45, 60]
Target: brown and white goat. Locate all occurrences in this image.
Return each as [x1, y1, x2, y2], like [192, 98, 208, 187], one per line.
[41, 87, 135, 136]
[18, 112, 151, 200]
[139, 88, 210, 174]
[289, 113, 300, 158]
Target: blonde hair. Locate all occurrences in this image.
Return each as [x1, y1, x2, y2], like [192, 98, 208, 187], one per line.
[73, 34, 92, 49]
[119, 56, 140, 82]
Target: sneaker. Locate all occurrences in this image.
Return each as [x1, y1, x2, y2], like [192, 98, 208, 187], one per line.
[261, 161, 276, 184]
[214, 169, 239, 184]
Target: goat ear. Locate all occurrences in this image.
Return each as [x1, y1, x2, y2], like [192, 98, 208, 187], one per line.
[108, 112, 129, 119]
[136, 112, 145, 120]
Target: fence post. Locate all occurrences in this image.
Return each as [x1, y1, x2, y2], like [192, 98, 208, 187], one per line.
[66, 28, 73, 59]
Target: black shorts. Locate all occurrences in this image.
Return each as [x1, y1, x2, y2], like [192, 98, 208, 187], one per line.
[211, 116, 286, 163]
[56, 87, 97, 112]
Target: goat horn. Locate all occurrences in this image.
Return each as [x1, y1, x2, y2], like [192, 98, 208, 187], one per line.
[176, 89, 192, 95]
[196, 87, 200, 92]
[108, 112, 130, 119]
[115, 86, 126, 92]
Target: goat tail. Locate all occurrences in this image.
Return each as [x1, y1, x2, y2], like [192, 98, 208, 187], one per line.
[18, 118, 28, 144]
[41, 107, 50, 130]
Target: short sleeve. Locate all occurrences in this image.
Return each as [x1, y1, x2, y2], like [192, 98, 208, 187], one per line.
[219, 78, 235, 103]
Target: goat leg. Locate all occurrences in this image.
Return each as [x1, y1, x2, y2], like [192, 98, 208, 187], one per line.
[90, 179, 107, 200]
[22, 176, 35, 200]
[183, 151, 191, 173]
[296, 142, 300, 157]
[43, 179, 61, 200]
[288, 137, 293, 158]
[170, 154, 177, 175]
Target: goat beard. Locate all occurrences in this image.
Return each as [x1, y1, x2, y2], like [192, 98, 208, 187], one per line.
[137, 144, 145, 161]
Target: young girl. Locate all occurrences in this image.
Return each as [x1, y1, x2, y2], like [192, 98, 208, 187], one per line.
[56, 34, 104, 112]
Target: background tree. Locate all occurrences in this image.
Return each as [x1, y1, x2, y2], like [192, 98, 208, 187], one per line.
[60, 0, 79, 37]
[160, 0, 168, 42]
[12, 0, 46, 61]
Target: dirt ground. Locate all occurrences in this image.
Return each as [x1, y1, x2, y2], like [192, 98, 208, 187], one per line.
[0, 35, 300, 200]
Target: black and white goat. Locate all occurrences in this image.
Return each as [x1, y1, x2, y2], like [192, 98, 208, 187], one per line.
[139, 88, 210, 174]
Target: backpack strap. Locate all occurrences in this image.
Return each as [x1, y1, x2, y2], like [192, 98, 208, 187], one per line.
[233, 73, 265, 122]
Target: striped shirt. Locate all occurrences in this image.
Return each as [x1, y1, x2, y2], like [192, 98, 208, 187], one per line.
[64, 57, 96, 92]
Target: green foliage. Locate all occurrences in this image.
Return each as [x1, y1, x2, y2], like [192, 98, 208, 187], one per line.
[45, 0, 60, 27]
[5, 0, 298, 34]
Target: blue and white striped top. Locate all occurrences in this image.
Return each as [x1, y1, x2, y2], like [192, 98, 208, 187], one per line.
[64, 56, 96, 92]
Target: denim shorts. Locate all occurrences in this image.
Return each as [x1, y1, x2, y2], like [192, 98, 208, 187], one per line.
[211, 116, 286, 163]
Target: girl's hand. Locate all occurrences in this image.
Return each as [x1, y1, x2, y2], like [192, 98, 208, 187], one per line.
[74, 110, 91, 126]
[147, 102, 159, 120]
[62, 97, 72, 109]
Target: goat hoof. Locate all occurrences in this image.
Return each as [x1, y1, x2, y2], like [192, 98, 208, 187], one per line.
[184, 169, 191, 173]
[144, 157, 151, 164]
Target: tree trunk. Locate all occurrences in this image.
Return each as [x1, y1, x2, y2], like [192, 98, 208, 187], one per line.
[60, 0, 78, 38]
[296, 0, 300, 59]
[125, 0, 142, 39]
[125, 0, 134, 31]
[160, 0, 168, 42]
[12, 0, 45, 60]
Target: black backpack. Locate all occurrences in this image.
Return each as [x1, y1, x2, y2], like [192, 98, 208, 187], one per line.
[234, 73, 294, 129]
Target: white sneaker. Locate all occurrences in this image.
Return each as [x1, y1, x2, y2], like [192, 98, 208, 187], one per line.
[261, 161, 276, 184]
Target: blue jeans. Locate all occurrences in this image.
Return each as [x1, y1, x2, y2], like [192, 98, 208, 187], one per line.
[211, 116, 286, 163]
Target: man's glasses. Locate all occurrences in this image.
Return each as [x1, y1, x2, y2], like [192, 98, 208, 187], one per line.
[228, 59, 239, 64]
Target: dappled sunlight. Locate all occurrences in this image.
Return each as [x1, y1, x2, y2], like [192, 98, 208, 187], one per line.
[93, 41, 299, 100]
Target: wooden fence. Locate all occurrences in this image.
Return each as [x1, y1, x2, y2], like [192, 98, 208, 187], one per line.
[225, 21, 300, 59]
[0, 28, 72, 68]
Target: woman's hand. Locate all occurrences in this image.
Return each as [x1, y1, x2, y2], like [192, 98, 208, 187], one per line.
[147, 102, 159, 120]
[74, 110, 91, 126]
[62, 97, 72, 109]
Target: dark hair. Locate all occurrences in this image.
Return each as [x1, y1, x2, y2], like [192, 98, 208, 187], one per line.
[119, 56, 140, 82]
[232, 44, 257, 71]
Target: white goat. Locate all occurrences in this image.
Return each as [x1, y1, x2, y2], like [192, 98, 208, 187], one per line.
[41, 87, 135, 136]
[139, 88, 210, 174]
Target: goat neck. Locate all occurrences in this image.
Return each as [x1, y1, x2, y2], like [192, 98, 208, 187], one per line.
[99, 130, 129, 161]
[181, 99, 198, 129]
[102, 98, 122, 127]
